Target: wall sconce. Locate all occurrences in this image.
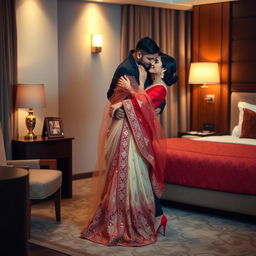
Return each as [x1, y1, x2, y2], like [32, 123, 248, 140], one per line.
[16, 83, 46, 140]
[91, 34, 103, 53]
[188, 62, 220, 88]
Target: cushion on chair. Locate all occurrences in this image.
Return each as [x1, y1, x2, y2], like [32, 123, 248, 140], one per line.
[29, 169, 62, 199]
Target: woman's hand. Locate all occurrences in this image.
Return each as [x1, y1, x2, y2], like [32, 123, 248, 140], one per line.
[117, 75, 133, 91]
[138, 65, 147, 88]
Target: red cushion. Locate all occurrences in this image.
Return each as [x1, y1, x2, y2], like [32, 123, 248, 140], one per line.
[240, 108, 256, 139]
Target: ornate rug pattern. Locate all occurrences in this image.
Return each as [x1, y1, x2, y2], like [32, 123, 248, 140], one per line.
[30, 179, 256, 256]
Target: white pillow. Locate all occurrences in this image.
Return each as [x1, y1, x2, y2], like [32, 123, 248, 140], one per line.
[231, 125, 240, 137]
[233, 102, 256, 137]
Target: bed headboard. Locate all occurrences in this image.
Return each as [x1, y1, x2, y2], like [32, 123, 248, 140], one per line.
[230, 92, 256, 132]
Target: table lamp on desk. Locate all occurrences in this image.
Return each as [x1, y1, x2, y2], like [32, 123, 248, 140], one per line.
[15, 83, 46, 140]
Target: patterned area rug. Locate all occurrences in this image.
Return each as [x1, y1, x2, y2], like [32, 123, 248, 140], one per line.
[30, 179, 256, 256]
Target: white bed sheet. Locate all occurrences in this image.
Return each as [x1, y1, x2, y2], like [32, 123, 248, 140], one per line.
[193, 135, 256, 146]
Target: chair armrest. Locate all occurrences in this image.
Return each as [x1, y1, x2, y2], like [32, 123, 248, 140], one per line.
[7, 159, 41, 169]
[7, 164, 29, 170]
[1, 163, 29, 171]
[7, 159, 57, 170]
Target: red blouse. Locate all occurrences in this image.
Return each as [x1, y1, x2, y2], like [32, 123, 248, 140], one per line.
[145, 85, 167, 108]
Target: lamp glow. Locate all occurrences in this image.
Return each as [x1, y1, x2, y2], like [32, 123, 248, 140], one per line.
[16, 83, 46, 140]
[189, 62, 220, 88]
[91, 34, 103, 53]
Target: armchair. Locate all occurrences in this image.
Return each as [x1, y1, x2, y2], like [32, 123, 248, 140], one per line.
[0, 125, 62, 224]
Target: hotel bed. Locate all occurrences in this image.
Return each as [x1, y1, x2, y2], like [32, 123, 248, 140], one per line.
[161, 92, 256, 216]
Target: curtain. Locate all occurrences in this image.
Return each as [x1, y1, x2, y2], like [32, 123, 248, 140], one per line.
[121, 5, 191, 137]
[0, 0, 17, 158]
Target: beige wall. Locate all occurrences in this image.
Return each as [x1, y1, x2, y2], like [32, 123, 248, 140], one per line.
[16, 0, 59, 137]
[16, 0, 121, 174]
[58, 0, 121, 174]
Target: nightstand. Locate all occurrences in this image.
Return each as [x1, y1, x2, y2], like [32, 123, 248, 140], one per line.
[12, 136, 74, 198]
[178, 131, 223, 138]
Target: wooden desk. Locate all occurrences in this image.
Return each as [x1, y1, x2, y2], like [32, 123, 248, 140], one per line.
[12, 137, 74, 198]
[0, 166, 29, 256]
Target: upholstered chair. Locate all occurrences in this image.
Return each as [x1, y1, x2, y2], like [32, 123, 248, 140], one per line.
[0, 125, 62, 224]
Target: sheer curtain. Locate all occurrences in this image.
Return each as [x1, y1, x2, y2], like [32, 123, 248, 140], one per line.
[121, 5, 191, 137]
[0, 0, 17, 158]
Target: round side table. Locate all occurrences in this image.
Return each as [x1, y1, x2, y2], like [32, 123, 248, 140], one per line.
[0, 166, 29, 256]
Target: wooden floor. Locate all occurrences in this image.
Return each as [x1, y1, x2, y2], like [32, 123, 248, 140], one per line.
[28, 242, 69, 256]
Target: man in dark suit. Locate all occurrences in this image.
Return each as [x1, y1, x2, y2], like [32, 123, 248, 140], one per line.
[107, 37, 166, 119]
[107, 37, 165, 218]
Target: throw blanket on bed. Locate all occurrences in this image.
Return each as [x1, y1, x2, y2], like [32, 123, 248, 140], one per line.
[165, 138, 256, 194]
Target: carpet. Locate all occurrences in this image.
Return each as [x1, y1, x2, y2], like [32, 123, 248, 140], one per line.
[30, 179, 256, 256]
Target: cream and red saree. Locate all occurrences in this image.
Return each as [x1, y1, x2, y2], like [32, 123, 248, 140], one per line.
[81, 80, 166, 246]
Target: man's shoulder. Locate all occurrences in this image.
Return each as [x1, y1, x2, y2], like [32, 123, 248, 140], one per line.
[118, 55, 133, 67]
[115, 56, 137, 75]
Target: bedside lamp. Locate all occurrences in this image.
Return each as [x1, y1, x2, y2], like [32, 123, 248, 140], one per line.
[16, 84, 46, 140]
[188, 62, 220, 88]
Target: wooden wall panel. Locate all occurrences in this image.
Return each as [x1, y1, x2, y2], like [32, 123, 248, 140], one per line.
[199, 4, 222, 61]
[191, 7, 200, 130]
[190, 0, 256, 133]
[191, 3, 230, 132]
[232, 40, 256, 62]
[231, 0, 256, 92]
[231, 62, 256, 83]
[232, 84, 256, 92]
[219, 2, 231, 132]
[232, 18, 256, 40]
[232, 0, 256, 17]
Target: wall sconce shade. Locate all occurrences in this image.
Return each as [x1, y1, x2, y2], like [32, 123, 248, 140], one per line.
[16, 83, 46, 140]
[91, 34, 103, 53]
[189, 62, 220, 87]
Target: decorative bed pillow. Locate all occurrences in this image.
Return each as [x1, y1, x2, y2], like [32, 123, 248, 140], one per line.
[240, 108, 256, 139]
[234, 102, 256, 137]
[231, 125, 240, 137]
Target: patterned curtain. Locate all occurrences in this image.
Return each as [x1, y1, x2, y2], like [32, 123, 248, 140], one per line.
[121, 5, 191, 137]
[0, 0, 17, 158]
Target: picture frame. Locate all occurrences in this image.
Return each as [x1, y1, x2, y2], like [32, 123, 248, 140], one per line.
[42, 117, 64, 138]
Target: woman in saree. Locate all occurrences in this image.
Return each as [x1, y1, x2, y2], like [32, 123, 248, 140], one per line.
[81, 53, 177, 246]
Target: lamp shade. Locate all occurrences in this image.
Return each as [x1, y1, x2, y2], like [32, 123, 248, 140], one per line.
[92, 34, 103, 47]
[16, 84, 46, 108]
[91, 34, 103, 53]
[188, 62, 220, 84]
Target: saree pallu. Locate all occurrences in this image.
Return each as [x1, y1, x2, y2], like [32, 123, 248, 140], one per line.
[81, 89, 166, 246]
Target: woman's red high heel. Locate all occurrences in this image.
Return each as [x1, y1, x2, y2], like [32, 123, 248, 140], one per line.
[155, 215, 167, 236]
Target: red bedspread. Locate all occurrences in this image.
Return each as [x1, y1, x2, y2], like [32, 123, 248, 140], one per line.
[165, 138, 256, 194]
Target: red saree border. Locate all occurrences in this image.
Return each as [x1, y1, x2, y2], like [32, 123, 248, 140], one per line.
[123, 99, 163, 198]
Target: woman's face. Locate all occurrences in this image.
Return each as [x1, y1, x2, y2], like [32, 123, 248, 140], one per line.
[149, 56, 164, 74]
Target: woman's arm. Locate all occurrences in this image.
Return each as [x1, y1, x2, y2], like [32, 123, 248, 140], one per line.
[117, 75, 138, 94]
[117, 65, 146, 94]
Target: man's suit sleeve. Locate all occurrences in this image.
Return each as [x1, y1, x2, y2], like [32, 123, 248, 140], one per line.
[107, 67, 129, 99]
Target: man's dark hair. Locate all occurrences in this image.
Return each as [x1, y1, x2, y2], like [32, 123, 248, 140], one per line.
[135, 37, 160, 54]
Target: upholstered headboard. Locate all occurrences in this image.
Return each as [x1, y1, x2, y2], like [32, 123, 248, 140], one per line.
[230, 92, 256, 132]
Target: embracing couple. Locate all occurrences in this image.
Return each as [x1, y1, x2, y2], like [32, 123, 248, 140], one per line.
[81, 37, 177, 246]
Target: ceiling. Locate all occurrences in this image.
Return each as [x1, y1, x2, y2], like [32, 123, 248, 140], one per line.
[86, 0, 237, 10]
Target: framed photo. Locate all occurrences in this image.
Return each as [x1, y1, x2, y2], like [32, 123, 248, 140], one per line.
[42, 117, 64, 138]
